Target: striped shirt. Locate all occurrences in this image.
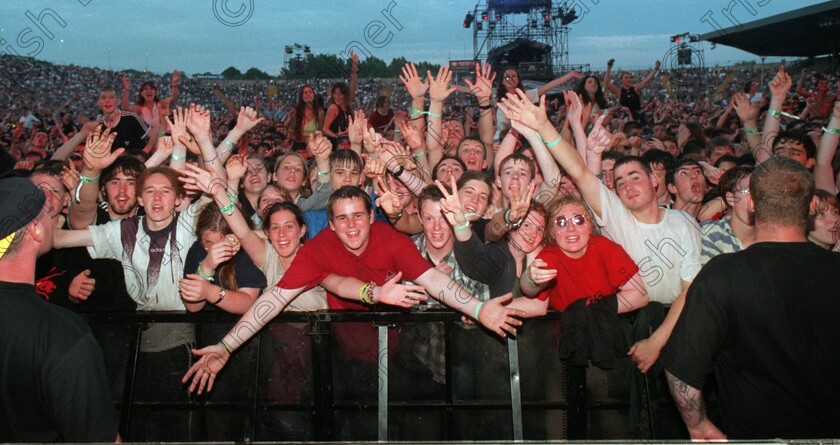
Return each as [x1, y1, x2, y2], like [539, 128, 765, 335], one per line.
[700, 216, 744, 266]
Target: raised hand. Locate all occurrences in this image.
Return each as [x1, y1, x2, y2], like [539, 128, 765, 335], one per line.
[768, 64, 791, 98]
[507, 181, 537, 224]
[182, 343, 229, 394]
[363, 127, 383, 155]
[121, 73, 130, 90]
[83, 126, 122, 172]
[510, 117, 537, 140]
[732, 92, 759, 123]
[363, 154, 387, 179]
[186, 103, 212, 142]
[167, 107, 191, 147]
[564, 90, 584, 127]
[60, 161, 81, 193]
[225, 154, 247, 182]
[428, 66, 457, 102]
[397, 118, 423, 150]
[478, 293, 525, 338]
[373, 271, 428, 308]
[586, 112, 611, 154]
[234, 106, 264, 133]
[435, 176, 468, 227]
[375, 177, 403, 217]
[347, 110, 367, 146]
[498, 89, 549, 131]
[399, 63, 429, 99]
[308, 131, 332, 161]
[381, 140, 417, 172]
[179, 163, 226, 197]
[464, 62, 496, 102]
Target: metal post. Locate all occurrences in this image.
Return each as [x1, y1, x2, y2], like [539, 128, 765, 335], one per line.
[507, 337, 524, 441]
[377, 325, 389, 441]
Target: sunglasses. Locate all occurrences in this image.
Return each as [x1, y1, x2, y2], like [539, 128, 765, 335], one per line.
[554, 214, 587, 228]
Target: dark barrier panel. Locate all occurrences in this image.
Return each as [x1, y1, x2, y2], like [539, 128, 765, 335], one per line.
[82, 310, 656, 442]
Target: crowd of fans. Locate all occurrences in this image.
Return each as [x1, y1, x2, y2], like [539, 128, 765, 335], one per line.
[2, 51, 840, 441]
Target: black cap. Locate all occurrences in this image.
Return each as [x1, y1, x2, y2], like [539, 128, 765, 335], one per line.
[0, 177, 46, 240]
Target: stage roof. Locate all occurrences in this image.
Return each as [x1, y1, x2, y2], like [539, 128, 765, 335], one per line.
[698, 1, 840, 57]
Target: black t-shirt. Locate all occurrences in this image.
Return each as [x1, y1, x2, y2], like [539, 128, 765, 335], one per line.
[0, 282, 117, 442]
[183, 241, 267, 310]
[99, 111, 149, 151]
[661, 242, 840, 439]
[41, 207, 137, 312]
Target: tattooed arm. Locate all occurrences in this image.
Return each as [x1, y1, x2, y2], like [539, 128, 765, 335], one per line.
[665, 370, 727, 440]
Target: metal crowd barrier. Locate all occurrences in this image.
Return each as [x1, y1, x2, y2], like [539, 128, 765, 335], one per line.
[81, 310, 652, 442]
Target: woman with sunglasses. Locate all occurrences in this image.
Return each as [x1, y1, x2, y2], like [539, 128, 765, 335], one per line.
[517, 196, 647, 316]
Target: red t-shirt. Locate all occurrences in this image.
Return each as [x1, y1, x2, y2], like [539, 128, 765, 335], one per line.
[537, 235, 638, 311]
[277, 221, 432, 311]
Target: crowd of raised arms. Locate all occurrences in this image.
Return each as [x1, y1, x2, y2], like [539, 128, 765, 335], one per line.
[2, 51, 840, 440]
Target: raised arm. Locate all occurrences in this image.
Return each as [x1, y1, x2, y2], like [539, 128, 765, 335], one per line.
[180, 163, 267, 269]
[217, 107, 264, 164]
[603, 59, 621, 96]
[759, 65, 791, 164]
[731, 92, 762, 159]
[51, 121, 95, 161]
[348, 51, 359, 107]
[68, 127, 124, 229]
[120, 74, 136, 112]
[796, 70, 812, 98]
[815, 102, 840, 193]
[536, 70, 585, 97]
[164, 70, 180, 106]
[465, 63, 497, 169]
[635, 60, 661, 93]
[399, 62, 430, 136]
[498, 89, 604, 217]
[426, 66, 457, 169]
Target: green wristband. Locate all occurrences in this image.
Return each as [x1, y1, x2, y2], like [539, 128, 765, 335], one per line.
[474, 301, 485, 321]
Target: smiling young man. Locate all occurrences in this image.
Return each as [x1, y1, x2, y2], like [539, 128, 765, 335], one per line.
[184, 186, 525, 394]
[97, 86, 151, 152]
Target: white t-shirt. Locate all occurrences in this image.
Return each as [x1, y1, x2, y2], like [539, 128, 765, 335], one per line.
[87, 203, 199, 311]
[593, 183, 702, 304]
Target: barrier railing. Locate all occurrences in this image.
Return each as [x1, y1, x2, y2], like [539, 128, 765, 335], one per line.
[81, 310, 645, 442]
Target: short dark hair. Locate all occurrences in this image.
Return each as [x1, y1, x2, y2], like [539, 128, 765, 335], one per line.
[750, 157, 814, 229]
[641, 149, 675, 171]
[773, 129, 817, 159]
[432, 156, 467, 181]
[707, 136, 734, 151]
[719, 165, 754, 209]
[327, 186, 373, 221]
[666, 158, 703, 186]
[498, 152, 535, 179]
[615, 155, 652, 175]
